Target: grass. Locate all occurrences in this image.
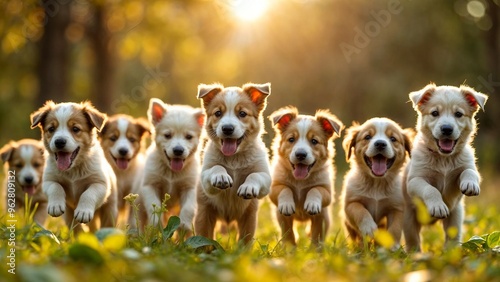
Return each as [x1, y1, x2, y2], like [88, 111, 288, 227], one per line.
[1, 186, 500, 282]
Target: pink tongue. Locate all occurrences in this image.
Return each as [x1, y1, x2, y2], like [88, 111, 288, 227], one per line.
[56, 152, 72, 171]
[221, 139, 238, 156]
[23, 186, 36, 196]
[293, 164, 309, 180]
[439, 139, 454, 152]
[116, 158, 129, 170]
[371, 156, 388, 176]
[171, 158, 184, 172]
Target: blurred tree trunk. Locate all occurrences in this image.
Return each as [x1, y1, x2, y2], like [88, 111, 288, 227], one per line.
[36, 0, 72, 106]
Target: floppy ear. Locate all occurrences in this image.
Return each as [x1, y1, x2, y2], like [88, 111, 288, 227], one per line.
[30, 101, 55, 129]
[193, 108, 205, 128]
[0, 142, 15, 163]
[148, 98, 167, 125]
[82, 102, 107, 132]
[269, 106, 298, 132]
[409, 83, 436, 110]
[342, 124, 360, 162]
[315, 110, 344, 138]
[402, 128, 416, 157]
[197, 83, 224, 109]
[135, 117, 151, 137]
[242, 83, 271, 112]
[460, 85, 488, 113]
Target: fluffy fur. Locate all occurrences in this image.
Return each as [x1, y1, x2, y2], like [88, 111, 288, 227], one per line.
[269, 106, 343, 245]
[1, 139, 48, 225]
[141, 98, 204, 235]
[30, 101, 118, 232]
[403, 84, 488, 251]
[341, 118, 413, 247]
[195, 82, 271, 244]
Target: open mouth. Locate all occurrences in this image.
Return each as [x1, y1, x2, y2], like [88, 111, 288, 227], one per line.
[164, 150, 184, 172]
[21, 185, 36, 196]
[364, 154, 395, 177]
[436, 138, 456, 154]
[112, 155, 131, 170]
[221, 137, 244, 156]
[55, 147, 80, 171]
[291, 161, 315, 180]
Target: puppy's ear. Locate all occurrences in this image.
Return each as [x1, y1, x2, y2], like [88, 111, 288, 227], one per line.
[82, 102, 107, 132]
[269, 106, 298, 132]
[460, 85, 488, 112]
[30, 101, 55, 129]
[193, 108, 205, 128]
[315, 110, 344, 138]
[0, 142, 15, 163]
[148, 98, 167, 125]
[243, 83, 271, 112]
[402, 128, 416, 157]
[409, 83, 436, 110]
[135, 117, 151, 138]
[342, 124, 360, 162]
[197, 83, 224, 108]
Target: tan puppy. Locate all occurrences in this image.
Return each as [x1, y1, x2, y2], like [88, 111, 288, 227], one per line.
[99, 114, 150, 229]
[341, 118, 413, 247]
[1, 139, 48, 225]
[31, 101, 118, 232]
[141, 98, 204, 235]
[195, 83, 271, 244]
[403, 84, 488, 251]
[269, 106, 342, 245]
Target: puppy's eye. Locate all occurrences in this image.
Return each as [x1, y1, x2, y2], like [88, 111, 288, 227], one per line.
[431, 111, 439, 117]
[214, 111, 222, 118]
[33, 162, 42, 168]
[164, 134, 172, 139]
[455, 112, 463, 118]
[364, 135, 372, 140]
[72, 127, 80, 133]
[239, 111, 247, 118]
[47, 126, 55, 133]
[110, 136, 118, 142]
[390, 137, 397, 142]
[311, 139, 319, 145]
[288, 137, 295, 143]
[186, 134, 193, 140]
[128, 137, 136, 143]
[14, 164, 23, 169]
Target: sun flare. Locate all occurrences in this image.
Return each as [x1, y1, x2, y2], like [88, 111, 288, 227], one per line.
[231, 0, 269, 22]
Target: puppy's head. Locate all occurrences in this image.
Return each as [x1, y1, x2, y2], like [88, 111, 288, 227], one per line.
[148, 98, 204, 172]
[343, 118, 414, 177]
[30, 101, 107, 171]
[99, 114, 150, 170]
[197, 83, 270, 156]
[270, 106, 343, 180]
[409, 84, 488, 155]
[0, 139, 45, 195]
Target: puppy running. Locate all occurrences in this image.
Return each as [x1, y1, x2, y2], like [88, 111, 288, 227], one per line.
[141, 98, 204, 235]
[341, 118, 413, 247]
[269, 106, 343, 245]
[195, 83, 271, 244]
[99, 114, 150, 229]
[31, 101, 118, 232]
[1, 139, 48, 225]
[403, 84, 488, 251]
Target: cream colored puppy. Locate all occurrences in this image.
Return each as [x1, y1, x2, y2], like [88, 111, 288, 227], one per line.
[403, 84, 488, 251]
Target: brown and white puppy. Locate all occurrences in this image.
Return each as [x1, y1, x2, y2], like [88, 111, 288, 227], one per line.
[195, 83, 271, 244]
[1, 139, 48, 225]
[30, 101, 118, 232]
[403, 84, 488, 251]
[141, 98, 204, 235]
[341, 118, 413, 247]
[99, 114, 150, 229]
[269, 106, 342, 245]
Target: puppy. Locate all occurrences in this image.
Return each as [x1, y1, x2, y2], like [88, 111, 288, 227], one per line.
[269, 106, 343, 245]
[195, 83, 271, 244]
[31, 101, 118, 232]
[99, 114, 150, 229]
[1, 139, 48, 225]
[141, 98, 204, 235]
[403, 84, 488, 251]
[341, 118, 413, 247]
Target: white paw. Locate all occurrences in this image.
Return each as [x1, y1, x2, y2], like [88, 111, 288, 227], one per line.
[47, 201, 65, 217]
[74, 207, 94, 223]
[304, 199, 321, 215]
[211, 173, 233, 190]
[237, 183, 259, 199]
[460, 181, 480, 196]
[278, 201, 296, 216]
[427, 200, 449, 219]
[359, 220, 378, 237]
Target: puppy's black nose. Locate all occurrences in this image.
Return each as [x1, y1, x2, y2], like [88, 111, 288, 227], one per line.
[118, 148, 128, 157]
[222, 125, 234, 136]
[173, 146, 184, 157]
[24, 176, 34, 184]
[374, 140, 387, 151]
[295, 150, 307, 161]
[441, 125, 453, 136]
[54, 138, 66, 149]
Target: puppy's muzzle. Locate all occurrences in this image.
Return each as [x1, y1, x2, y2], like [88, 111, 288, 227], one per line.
[118, 148, 129, 157]
[441, 125, 453, 136]
[173, 146, 185, 157]
[54, 138, 66, 149]
[222, 125, 234, 136]
[295, 149, 307, 161]
[374, 140, 387, 151]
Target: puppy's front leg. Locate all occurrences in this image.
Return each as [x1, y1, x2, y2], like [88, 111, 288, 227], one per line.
[43, 181, 66, 217]
[179, 187, 196, 233]
[74, 183, 108, 224]
[387, 210, 403, 247]
[345, 202, 377, 237]
[304, 186, 331, 215]
[459, 169, 480, 196]
[276, 187, 295, 216]
[142, 184, 162, 226]
[201, 165, 233, 195]
[408, 177, 449, 219]
[237, 172, 271, 199]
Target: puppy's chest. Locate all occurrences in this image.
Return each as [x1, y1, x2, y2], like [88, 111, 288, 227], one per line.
[356, 196, 400, 220]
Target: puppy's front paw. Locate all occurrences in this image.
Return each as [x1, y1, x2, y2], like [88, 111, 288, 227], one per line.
[304, 199, 321, 215]
[74, 207, 94, 223]
[237, 183, 259, 199]
[359, 220, 378, 237]
[47, 201, 65, 217]
[428, 201, 449, 219]
[460, 181, 480, 196]
[278, 201, 296, 216]
[211, 173, 233, 190]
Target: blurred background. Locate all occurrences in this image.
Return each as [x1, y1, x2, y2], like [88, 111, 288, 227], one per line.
[1, 0, 498, 202]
